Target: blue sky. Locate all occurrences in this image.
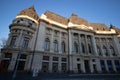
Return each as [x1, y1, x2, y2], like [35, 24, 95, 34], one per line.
[0, 0, 120, 40]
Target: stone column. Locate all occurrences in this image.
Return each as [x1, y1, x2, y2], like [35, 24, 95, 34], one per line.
[85, 35, 89, 55]
[78, 34, 82, 54]
[91, 36, 98, 56]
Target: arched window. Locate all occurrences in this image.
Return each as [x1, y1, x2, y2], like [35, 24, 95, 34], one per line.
[97, 46, 101, 56]
[44, 38, 50, 51]
[88, 44, 92, 53]
[61, 41, 65, 53]
[81, 43, 85, 53]
[103, 46, 108, 56]
[110, 46, 115, 56]
[53, 40, 58, 52]
[74, 42, 78, 53]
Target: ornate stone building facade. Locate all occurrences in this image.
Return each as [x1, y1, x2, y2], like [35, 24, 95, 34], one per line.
[1, 6, 120, 73]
